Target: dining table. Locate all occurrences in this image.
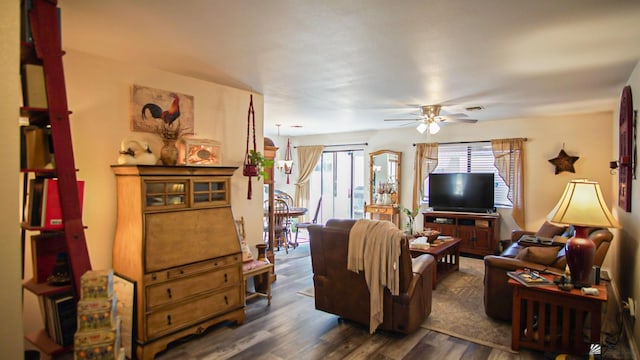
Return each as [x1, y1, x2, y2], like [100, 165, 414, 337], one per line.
[271, 206, 307, 249]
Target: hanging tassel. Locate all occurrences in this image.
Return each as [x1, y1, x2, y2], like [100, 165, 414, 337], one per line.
[247, 175, 252, 199]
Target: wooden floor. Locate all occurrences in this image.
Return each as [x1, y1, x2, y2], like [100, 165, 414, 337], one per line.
[146, 241, 628, 360]
[27, 239, 573, 360]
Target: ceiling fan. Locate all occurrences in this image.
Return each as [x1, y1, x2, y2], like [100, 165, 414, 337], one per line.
[384, 105, 478, 134]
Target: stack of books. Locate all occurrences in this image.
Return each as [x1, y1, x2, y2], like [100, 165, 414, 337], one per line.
[44, 292, 76, 347]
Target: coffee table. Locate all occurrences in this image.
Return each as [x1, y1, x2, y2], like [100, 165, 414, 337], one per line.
[409, 237, 461, 289]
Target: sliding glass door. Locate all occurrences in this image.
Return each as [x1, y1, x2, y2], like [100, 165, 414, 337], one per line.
[309, 150, 365, 223]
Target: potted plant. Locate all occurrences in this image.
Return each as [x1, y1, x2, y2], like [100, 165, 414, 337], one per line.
[243, 149, 274, 180]
[402, 206, 419, 235]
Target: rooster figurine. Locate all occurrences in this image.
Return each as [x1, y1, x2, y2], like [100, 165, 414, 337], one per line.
[141, 94, 181, 125]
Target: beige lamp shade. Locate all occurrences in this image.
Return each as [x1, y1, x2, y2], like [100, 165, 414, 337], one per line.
[547, 179, 620, 228]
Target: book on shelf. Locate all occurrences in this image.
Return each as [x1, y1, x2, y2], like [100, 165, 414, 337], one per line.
[41, 178, 85, 230]
[21, 0, 33, 43]
[27, 178, 85, 229]
[27, 177, 44, 227]
[45, 292, 76, 347]
[507, 270, 553, 287]
[21, 64, 48, 108]
[22, 126, 54, 170]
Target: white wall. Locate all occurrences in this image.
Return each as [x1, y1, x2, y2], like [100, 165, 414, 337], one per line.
[286, 111, 615, 241]
[612, 59, 640, 355]
[1, 0, 25, 357]
[21, 49, 266, 333]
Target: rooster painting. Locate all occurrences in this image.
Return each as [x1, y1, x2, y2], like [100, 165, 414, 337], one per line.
[141, 94, 181, 125]
[130, 84, 194, 135]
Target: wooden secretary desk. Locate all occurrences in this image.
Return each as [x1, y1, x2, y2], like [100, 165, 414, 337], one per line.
[111, 165, 244, 360]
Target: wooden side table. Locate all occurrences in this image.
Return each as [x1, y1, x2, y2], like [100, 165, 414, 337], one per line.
[242, 261, 274, 306]
[509, 275, 607, 355]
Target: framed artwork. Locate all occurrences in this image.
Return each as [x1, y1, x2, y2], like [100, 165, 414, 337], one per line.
[618, 85, 633, 212]
[130, 84, 195, 137]
[113, 273, 136, 360]
[177, 138, 222, 165]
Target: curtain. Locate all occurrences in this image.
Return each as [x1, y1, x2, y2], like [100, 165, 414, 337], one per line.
[412, 143, 438, 212]
[294, 145, 324, 208]
[492, 138, 525, 229]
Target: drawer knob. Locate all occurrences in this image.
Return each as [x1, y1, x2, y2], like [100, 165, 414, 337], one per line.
[152, 274, 157, 281]
[224, 296, 228, 305]
[224, 273, 228, 282]
[167, 288, 172, 298]
[167, 315, 172, 325]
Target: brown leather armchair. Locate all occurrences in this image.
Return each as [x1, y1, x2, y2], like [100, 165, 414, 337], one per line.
[308, 219, 435, 334]
[483, 225, 613, 321]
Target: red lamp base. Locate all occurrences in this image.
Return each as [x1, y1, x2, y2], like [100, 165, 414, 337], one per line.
[565, 226, 596, 288]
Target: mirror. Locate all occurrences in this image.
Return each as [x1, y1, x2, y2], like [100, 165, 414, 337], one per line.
[369, 149, 401, 206]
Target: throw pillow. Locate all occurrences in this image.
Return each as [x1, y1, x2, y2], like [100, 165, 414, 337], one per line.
[523, 246, 562, 266]
[514, 247, 529, 260]
[536, 221, 568, 238]
[240, 239, 255, 263]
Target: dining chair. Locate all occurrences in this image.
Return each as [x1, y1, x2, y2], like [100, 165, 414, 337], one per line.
[273, 198, 292, 253]
[294, 196, 322, 247]
[275, 190, 294, 207]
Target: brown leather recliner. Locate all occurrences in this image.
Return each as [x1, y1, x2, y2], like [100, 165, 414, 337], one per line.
[308, 219, 435, 334]
[483, 225, 613, 321]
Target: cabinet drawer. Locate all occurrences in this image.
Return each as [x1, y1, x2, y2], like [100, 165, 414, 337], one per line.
[145, 286, 242, 339]
[146, 267, 240, 309]
[144, 254, 241, 284]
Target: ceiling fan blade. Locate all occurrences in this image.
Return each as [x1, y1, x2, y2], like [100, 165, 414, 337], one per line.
[440, 112, 467, 117]
[441, 117, 478, 123]
[383, 118, 421, 122]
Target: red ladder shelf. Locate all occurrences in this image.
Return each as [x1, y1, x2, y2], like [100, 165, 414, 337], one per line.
[21, 0, 92, 356]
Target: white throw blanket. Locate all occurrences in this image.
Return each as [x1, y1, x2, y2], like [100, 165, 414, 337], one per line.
[347, 219, 403, 333]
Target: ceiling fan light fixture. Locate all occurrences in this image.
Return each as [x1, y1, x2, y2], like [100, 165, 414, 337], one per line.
[429, 121, 440, 134]
[416, 122, 428, 134]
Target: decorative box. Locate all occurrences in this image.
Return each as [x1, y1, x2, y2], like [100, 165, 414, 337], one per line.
[81, 269, 114, 299]
[74, 317, 120, 347]
[74, 318, 121, 360]
[77, 296, 117, 330]
[177, 137, 222, 165]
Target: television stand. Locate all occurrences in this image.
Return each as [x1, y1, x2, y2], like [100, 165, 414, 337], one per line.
[423, 211, 500, 256]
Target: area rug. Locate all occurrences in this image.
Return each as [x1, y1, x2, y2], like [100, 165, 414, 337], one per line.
[296, 287, 314, 298]
[420, 256, 514, 353]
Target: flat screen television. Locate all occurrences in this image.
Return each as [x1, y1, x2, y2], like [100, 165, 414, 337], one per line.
[428, 173, 495, 213]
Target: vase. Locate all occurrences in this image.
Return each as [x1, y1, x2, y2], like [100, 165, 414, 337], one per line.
[160, 139, 179, 165]
[565, 226, 596, 288]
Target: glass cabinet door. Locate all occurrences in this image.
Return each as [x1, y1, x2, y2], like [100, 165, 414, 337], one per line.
[145, 180, 187, 208]
[193, 179, 229, 206]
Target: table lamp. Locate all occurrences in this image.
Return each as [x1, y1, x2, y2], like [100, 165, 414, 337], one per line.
[546, 179, 620, 288]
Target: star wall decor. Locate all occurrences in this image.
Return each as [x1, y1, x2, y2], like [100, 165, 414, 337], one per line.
[548, 149, 580, 174]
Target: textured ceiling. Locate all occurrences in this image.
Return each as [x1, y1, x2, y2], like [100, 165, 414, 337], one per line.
[59, 0, 640, 136]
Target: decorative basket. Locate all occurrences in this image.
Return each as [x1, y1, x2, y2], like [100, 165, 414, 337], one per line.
[417, 229, 440, 242]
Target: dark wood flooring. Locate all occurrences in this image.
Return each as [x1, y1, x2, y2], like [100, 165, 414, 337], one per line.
[150, 241, 631, 360]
